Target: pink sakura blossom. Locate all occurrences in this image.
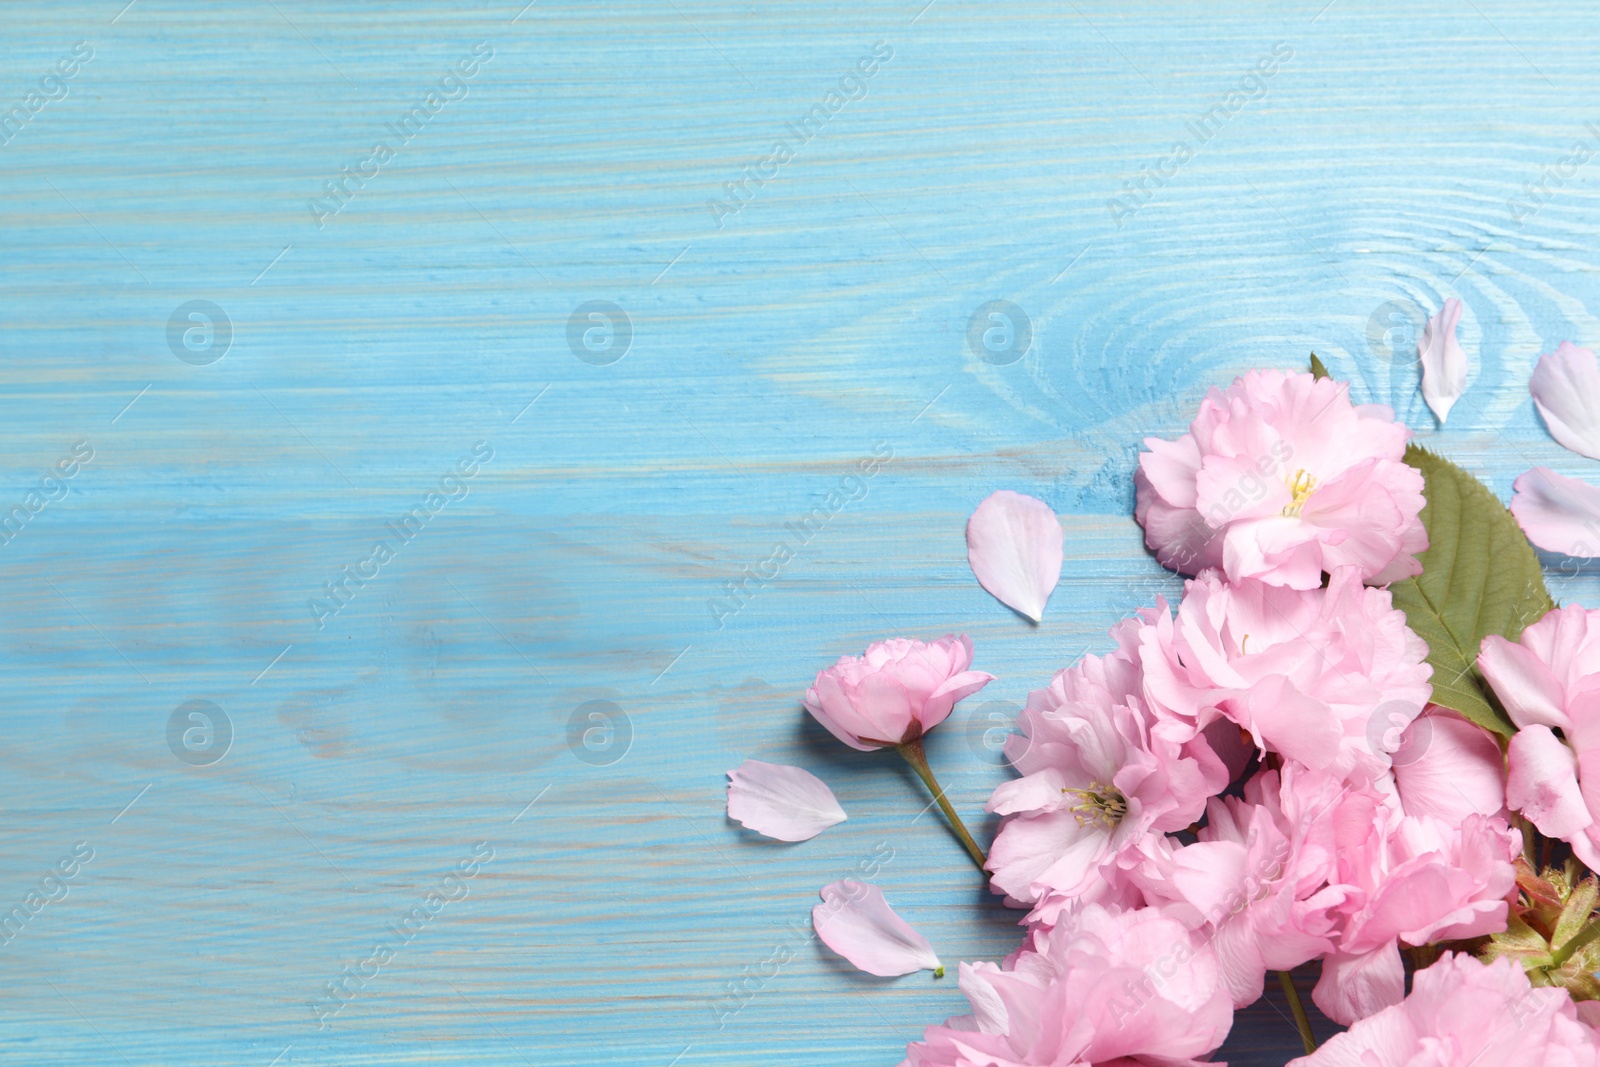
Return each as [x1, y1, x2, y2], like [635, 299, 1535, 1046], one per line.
[1158, 765, 1358, 1008]
[984, 651, 1228, 905]
[1290, 953, 1600, 1067]
[899, 904, 1233, 1067]
[1136, 369, 1425, 588]
[803, 635, 994, 751]
[1136, 567, 1433, 781]
[1480, 603, 1600, 868]
[1313, 797, 1519, 1025]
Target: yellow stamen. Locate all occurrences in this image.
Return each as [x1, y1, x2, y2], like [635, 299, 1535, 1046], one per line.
[1282, 469, 1318, 518]
[1060, 781, 1128, 829]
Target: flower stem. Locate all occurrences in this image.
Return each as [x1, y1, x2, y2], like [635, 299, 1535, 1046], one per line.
[896, 738, 988, 874]
[1511, 812, 1538, 867]
[1277, 970, 1317, 1055]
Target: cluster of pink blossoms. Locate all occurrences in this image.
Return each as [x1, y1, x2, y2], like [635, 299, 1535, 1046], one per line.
[873, 371, 1600, 1065]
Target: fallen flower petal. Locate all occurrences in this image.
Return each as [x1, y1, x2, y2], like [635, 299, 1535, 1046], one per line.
[966, 490, 1063, 622]
[1419, 297, 1467, 424]
[1510, 466, 1600, 557]
[1531, 341, 1600, 460]
[725, 760, 846, 842]
[813, 881, 941, 977]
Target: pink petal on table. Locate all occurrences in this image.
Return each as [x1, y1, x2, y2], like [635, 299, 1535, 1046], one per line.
[726, 760, 846, 842]
[1419, 298, 1467, 424]
[1531, 341, 1600, 460]
[1510, 466, 1600, 557]
[966, 490, 1063, 622]
[812, 881, 941, 977]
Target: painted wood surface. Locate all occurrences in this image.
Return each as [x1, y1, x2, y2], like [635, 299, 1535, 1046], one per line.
[2, 1, 1599, 1063]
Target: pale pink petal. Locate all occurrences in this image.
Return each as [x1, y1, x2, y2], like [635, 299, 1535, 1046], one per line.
[725, 760, 847, 842]
[923, 670, 997, 726]
[1531, 341, 1600, 460]
[813, 881, 941, 977]
[1392, 710, 1507, 822]
[1231, 674, 1344, 769]
[1312, 942, 1406, 1025]
[1511, 466, 1600, 557]
[966, 490, 1063, 622]
[985, 809, 1107, 901]
[1479, 633, 1572, 730]
[957, 962, 1008, 1034]
[1507, 726, 1594, 839]
[1167, 840, 1250, 918]
[1418, 298, 1467, 424]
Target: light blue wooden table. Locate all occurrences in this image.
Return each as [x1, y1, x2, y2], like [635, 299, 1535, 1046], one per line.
[3, 2, 1598, 1064]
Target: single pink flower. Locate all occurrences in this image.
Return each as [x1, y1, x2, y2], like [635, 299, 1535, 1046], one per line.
[900, 905, 1233, 1067]
[985, 655, 1227, 904]
[1479, 603, 1600, 868]
[1289, 953, 1600, 1067]
[803, 635, 994, 751]
[1137, 568, 1433, 781]
[1313, 802, 1519, 1025]
[1136, 369, 1425, 587]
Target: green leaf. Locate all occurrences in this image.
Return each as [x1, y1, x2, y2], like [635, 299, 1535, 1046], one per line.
[1389, 445, 1554, 737]
[1309, 353, 1330, 380]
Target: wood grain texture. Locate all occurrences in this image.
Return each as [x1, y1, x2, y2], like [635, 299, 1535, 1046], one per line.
[2, 1, 1599, 1063]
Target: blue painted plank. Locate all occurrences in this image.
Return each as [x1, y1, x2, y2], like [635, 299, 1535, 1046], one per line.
[2, 1, 1600, 1064]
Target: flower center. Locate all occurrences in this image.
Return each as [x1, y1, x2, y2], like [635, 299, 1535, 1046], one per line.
[1061, 781, 1127, 829]
[1282, 468, 1318, 518]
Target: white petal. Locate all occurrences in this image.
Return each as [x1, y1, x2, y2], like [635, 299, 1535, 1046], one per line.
[1418, 298, 1468, 424]
[725, 760, 846, 842]
[1510, 466, 1600, 557]
[1531, 341, 1600, 460]
[812, 881, 941, 976]
[966, 490, 1063, 622]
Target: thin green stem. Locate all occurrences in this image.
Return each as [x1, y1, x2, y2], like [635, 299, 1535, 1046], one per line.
[897, 738, 988, 874]
[1511, 812, 1538, 867]
[1277, 970, 1316, 1055]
